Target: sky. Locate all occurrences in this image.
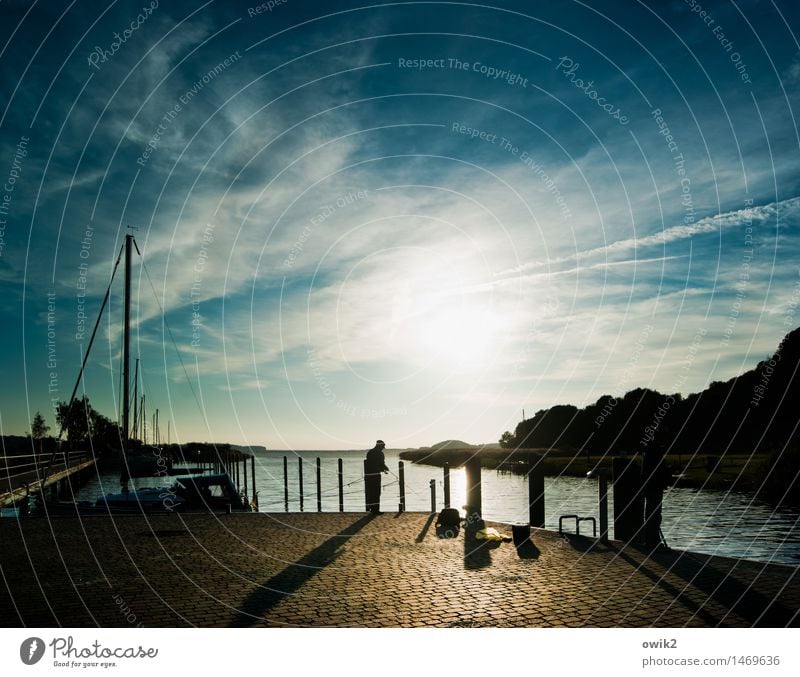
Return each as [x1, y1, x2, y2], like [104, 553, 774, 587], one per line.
[0, 0, 798, 450]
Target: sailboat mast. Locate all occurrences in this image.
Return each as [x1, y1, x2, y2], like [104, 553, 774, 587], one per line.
[132, 358, 139, 441]
[122, 233, 132, 487]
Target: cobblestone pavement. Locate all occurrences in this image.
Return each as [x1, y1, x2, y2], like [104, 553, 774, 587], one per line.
[0, 512, 797, 627]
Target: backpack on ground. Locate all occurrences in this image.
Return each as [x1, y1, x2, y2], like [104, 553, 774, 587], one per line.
[436, 508, 462, 537]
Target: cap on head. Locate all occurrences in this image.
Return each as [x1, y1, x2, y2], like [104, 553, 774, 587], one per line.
[376, 439, 385, 447]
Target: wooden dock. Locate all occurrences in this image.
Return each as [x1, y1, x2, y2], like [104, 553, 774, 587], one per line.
[0, 512, 797, 627]
[0, 454, 95, 508]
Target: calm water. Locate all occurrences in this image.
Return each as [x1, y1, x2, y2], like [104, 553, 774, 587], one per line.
[74, 449, 800, 566]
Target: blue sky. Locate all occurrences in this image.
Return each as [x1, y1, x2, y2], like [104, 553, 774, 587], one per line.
[0, 0, 799, 449]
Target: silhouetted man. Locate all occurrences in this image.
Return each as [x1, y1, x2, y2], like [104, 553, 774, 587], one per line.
[364, 440, 389, 514]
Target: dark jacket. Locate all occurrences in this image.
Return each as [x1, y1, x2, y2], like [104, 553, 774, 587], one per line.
[365, 447, 388, 474]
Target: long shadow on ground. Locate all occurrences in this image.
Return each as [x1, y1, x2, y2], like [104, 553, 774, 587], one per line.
[607, 543, 799, 627]
[231, 513, 375, 627]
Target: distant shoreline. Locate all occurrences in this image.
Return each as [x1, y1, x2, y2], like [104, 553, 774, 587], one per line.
[398, 446, 781, 498]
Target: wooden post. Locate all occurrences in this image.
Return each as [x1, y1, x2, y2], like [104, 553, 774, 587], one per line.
[243, 457, 248, 502]
[598, 469, 609, 542]
[364, 459, 368, 511]
[429, 479, 436, 513]
[338, 458, 344, 512]
[316, 457, 322, 512]
[528, 459, 545, 528]
[613, 456, 644, 542]
[465, 457, 482, 519]
[283, 456, 289, 512]
[298, 457, 304, 512]
[398, 461, 405, 513]
[251, 455, 257, 511]
[443, 462, 451, 508]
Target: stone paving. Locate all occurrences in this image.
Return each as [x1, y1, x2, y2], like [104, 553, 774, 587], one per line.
[0, 512, 798, 627]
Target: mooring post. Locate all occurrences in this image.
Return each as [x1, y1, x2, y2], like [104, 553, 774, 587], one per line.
[528, 458, 545, 528]
[338, 458, 344, 512]
[398, 461, 406, 513]
[298, 457, 304, 512]
[598, 469, 609, 542]
[283, 456, 289, 512]
[364, 459, 368, 511]
[251, 455, 257, 511]
[443, 462, 451, 508]
[465, 457, 482, 519]
[316, 457, 322, 512]
[243, 458, 248, 502]
[429, 479, 436, 513]
[613, 456, 644, 542]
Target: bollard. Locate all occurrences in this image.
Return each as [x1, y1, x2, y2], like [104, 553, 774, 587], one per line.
[316, 457, 322, 512]
[338, 458, 344, 512]
[443, 462, 451, 508]
[528, 459, 545, 528]
[283, 456, 289, 512]
[465, 457, 482, 519]
[298, 457, 304, 512]
[398, 461, 406, 513]
[429, 479, 436, 513]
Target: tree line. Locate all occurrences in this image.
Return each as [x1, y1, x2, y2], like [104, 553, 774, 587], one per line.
[500, 327, 800, 500]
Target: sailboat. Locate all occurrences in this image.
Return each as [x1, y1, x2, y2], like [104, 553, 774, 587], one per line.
[40, 233, 252, 514]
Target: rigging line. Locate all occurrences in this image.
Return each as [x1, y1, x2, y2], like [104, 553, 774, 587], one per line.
[133, 243, 208, 443]
[41, 242, 126, 483]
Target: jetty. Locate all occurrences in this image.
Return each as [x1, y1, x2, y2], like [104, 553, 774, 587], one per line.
[0, 451, 94, 510]
[0, 511, 797, 627]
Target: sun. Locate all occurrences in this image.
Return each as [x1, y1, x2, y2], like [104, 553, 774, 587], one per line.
[418, 303, 496, 365]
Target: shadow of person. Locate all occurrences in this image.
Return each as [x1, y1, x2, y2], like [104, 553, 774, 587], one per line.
[463, 519, 499, 570]
[231, 513, 375, 627]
